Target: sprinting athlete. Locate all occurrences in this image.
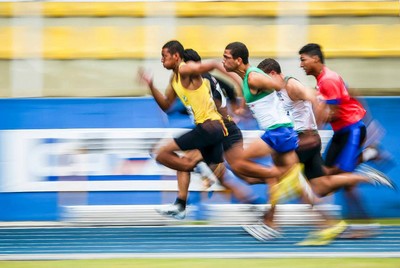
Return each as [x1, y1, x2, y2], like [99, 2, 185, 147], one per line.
[139, 40, 227, 205]
[221, 42, 315, 241]
[298, 43, 395, 238]
[258, 58, 394, 245]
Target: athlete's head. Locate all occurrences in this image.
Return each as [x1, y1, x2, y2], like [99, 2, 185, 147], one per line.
[299, 43, 324, 64]
[161, 40, 184, 70]
[223, 42, 249, 72]
[298, 43, 325, 76]
[257, 58, 281, 75]
[183, 48, 201, 62]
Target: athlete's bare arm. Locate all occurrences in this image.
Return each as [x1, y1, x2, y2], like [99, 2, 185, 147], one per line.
[247, 71, 284, 94]
[286, 78, 328, 127]
[138, 69, 177, 111]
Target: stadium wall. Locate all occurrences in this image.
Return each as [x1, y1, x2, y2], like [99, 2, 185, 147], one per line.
[0, 96, 399, 221]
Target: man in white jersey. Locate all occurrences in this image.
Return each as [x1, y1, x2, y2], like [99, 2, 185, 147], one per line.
[258, 58, 394, 245]
[221, 42, 317, 241]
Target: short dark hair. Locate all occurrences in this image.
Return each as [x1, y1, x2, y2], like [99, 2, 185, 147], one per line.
[162, 40, 184, 58]
[257, 58, 281, 74]
[225, 42, 249, 64]
[183, 48, 201, 62]
[298, 43, 325, 64]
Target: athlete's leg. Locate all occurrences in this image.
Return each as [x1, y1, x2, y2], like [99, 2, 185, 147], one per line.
[156, 140, 198, 171]
[177, 171, 190, 202]
[222, 143, 265, 203]
[262, 150, 300, 228]
[229, 138, 282, 180]
[309, 173, 369, 197]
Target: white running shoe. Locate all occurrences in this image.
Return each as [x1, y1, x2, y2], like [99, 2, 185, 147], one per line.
[155, 203, 186, 220]
[355, 163, 396, 189]
[242, 221, 282, 242]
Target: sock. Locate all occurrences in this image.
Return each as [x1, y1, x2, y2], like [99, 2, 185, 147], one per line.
[174, 198, 186, 210]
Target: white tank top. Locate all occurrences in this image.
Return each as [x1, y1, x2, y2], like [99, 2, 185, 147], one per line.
[276, 76, 318, 132]
[247, 91, 293, 131]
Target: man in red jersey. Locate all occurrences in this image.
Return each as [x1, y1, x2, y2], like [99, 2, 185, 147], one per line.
[298, 43, 383, 237]
[299, 43, 366, 175]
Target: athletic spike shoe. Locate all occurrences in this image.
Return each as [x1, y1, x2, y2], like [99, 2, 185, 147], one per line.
[155, 203, 186, 220]
[242, 221, 282, 242]
[355, 163, 396, 190]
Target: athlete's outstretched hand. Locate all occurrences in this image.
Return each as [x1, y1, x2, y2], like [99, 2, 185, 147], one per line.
[137, 67, 153, 88]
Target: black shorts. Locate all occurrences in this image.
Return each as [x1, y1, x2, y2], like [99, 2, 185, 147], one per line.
[296, 131, 325, 180]
[222, 120, 243, 152]
[174, 120, 225, 165]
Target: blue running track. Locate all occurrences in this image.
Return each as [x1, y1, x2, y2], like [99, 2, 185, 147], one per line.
[0, 226, 399, 260]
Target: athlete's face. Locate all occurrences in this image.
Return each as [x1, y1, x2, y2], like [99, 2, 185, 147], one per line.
[222, 49, 239, 72]
[299, 53, 317, 76]
[161, 48, 177, 70]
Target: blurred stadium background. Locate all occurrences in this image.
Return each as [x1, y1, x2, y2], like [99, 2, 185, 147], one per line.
[0, 0, 399, 98]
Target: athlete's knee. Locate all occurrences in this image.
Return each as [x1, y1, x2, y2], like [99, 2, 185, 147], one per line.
[229, 160, 246, 175]
[155, 150, 168, 164]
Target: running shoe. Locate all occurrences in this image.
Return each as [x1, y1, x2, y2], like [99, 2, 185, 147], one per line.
[362, 145, 396, 171]
[155, 203, 186, 220]
[297, 220, 348, 246]
[242, 221, 282, 242]
[355, 163, 396, 190]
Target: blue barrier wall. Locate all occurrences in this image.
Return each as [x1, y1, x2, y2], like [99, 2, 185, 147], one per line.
[0, 97, 399, 221]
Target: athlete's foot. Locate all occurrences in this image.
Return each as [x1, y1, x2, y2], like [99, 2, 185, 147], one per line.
[155, 203, 186, 220]
[242, 221, 282, 242]
[363, 146, 397, 172]
[355, 163, 396, 190]
[297, 220, 348, 246]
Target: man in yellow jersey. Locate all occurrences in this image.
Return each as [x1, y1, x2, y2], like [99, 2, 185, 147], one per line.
[139, 40, 229, 219]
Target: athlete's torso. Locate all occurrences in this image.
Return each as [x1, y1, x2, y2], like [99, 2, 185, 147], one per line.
[172, 63, 222, 124]
[277, 76, 318, 132]
[202, 73, 230, 120]
[316, 66, 366, 131]
[242, 66, 293, 130]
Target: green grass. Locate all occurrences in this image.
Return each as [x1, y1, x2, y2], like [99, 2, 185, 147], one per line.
[346, 218, 400, 225]
[1, 258, 400, 268]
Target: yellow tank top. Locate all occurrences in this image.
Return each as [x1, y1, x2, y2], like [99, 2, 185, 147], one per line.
[172, 63, 223, 125]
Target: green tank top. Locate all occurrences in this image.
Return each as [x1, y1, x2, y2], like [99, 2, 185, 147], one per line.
[242, 66, 274, 103]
